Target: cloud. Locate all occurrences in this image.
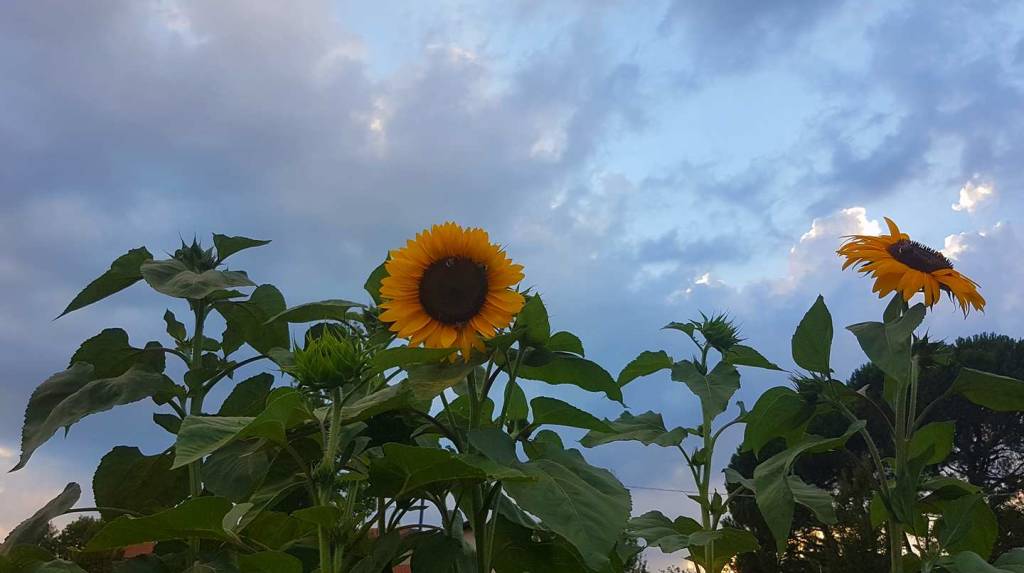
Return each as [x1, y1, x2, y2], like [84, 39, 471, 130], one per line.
[952, 180, 995, 213]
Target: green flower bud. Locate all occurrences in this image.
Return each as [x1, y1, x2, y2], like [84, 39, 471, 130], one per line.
[695, 312, 742, 353]
[287, 328, 368, 389]
[173, 238, 217, 272]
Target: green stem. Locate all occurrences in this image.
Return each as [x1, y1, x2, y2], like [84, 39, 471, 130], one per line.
[497, 346, 526, 428]
[186, 300, 208, 566]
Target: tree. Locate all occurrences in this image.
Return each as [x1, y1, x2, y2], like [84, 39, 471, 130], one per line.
[727, 333, 1024, 571]
[39, 516, 116, 573]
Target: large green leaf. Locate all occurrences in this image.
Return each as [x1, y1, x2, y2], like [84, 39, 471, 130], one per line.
[58, 247, 152, 317]
[363, 260, 388, 305]
[86, 497, 233, 550]
[547, 331, 585, 356]
[350, 530, 402, 573]
[752, 421, 864, 551]
[530, 397, 612, 432]
[0, 483, 80, 554]
[618, 351, 673, 387]
[517, 295, 551, 346]
[264, 299, 363, 324]
[941, 549, 1024, 573]
[216, 286, 289, 355]
[936, 494, 998, 559]
[687, 527, 759, 573]
[516, 354, 622, 403]
[951, 368, 1024, 412]
[627, 510, 702, 554]
[410, 531, 476, 573]
[141, 259, 255, 300]
[791, 295, 833, 374]
[236, 551, 301, 573]
[92, 447, 188, 520]
[367, 444, 524, 498]
[203, 440, 273, 502]
[847, 303, 925, 384]
[14, 362, 176, 471]
[671, 360, 740, 421]
[217, 374, 274, 416]
[742, 387, 814, 455]
[580, 411, 687, 448]
[723, 344, 783, 371]
[910, 421, 955, 465]
[211, 234, 270, 263]
[368, 346, 453, 375]
[70, 328, 165, 379]
[491, 516, 591, 573]
[173, 389, 313, 468]
[503, 441, 630, 571]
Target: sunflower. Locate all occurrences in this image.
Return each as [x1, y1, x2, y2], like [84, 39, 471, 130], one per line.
[837, 217, 985, 314]
[378, 222, 526, 358]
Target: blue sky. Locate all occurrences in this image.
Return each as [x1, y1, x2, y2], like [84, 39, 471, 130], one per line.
[2, 1, 1023, 568]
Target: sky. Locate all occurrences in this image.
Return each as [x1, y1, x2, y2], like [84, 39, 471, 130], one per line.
[2, 1, 1024, 569]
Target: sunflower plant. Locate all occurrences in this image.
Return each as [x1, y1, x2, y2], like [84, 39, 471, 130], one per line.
[362, 222, 636, 573]
[737, 218, 1024, 573]
[579, 314, 784, 573]
[4, 224, 637, 573]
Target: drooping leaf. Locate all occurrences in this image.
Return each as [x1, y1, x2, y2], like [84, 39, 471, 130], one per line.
[92, 447, 188, 520]
[951, 368, 1024, 412]
[70, 328, 164, 379]
[910, 421, 956, 465]
[547, 331, 584, 356]
[627, 510, 702, 554]
[671, 359, 740, 421]
[235, 510, 314, 551]
[503, 441, 630, 571]
[517, 354, 622, 403]
[163, 310, 187, 342]
[0, 483, 80, 554]
[847, 303, 926, 384]
[791, 295, 833, 374]
[787, 475, 838, 525]
[86, 497, 233, 550]
[15, 363, 177, 471]
[580, 411, 687, 448]
[752, 421, 865, 551]
[216, 286, 289, 356]
[503, 382, 529, 423]
[517, 295, 551, 346]
[742, 387, 815, 455]
[264, 299, 363, 324]
[217, 373, 274, 417]
[618, 351, 673, 387]
[723, 344, 783, 371]
[211, 234, 270, 263]
[367, 444, 524, 499]
[173, 389, 313, 468]
[141, 259, 255, 300]
[530, 397, 612, 432]
[153, 413, 181, 435]
[58, 247, 152, 317]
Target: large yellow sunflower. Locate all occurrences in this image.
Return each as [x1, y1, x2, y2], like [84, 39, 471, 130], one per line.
[837, 217, 985, 314]
[379, 222, 526, 358]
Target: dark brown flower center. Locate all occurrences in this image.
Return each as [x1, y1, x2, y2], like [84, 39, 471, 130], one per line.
[419, 256, 489, 324]
[887, 239, 953, 273]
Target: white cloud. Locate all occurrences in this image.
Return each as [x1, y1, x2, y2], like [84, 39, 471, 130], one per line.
[951, 181, 995, 213]
[941, 232, 969, 260]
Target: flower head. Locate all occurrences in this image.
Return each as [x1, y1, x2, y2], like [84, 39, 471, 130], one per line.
[838, 217, 984, 315]
[378, 222, 525, 359]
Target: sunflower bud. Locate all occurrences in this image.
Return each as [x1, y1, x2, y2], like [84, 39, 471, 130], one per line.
[173, 238, 217, 272]
[695, 313, 741, 353]
[287, 329, 368, 389]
